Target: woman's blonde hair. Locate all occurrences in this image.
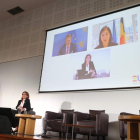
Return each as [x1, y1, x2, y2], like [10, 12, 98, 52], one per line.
[21, 91, 29, 100]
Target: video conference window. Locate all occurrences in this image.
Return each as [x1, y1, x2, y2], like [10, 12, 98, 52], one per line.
[72, 49, 110, 80]
[39, 6, 140, 92]
[92, 14, 138, 49]
[52, 27, 88, 57]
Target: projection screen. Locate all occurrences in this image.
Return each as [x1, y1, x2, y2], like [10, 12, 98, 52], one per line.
[39, 5, 140, 92]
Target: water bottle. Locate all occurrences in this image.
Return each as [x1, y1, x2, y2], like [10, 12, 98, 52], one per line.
[18, 108, 21, 114]
[24, 110, 27, 114]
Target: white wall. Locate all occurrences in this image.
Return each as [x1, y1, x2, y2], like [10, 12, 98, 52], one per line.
[0, 0, 140, 140]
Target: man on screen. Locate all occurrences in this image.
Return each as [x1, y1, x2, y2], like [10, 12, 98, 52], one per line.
[58, 34, 77, 55]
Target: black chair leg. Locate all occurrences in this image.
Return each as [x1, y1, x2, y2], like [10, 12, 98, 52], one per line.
[97, 136, 100, 140]
[42, 130, 47, 136]
[88, 135, 89, 140]
[63, 133, 66, 138]
[102, 136, 105, 140]
[43, 130, 46, 134]
[121, 138, 125, 140]
[73, 133, 76, 139]
[59, 132, 61, 138]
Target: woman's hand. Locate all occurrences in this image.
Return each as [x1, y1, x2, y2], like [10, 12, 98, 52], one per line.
[89, 69, 95, 73]
[90, 69, 95, 77]
[91, 72, 95, 77]
[21, 108, 25, 112]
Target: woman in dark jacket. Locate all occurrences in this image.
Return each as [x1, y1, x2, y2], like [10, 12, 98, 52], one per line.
[14, 91, 31, 132]
[95, 26, 118, 49]
[81, 54, 96, 79]
[16, 91, 31, 113]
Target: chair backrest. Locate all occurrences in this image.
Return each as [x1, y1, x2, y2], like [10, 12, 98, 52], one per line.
[89, 110, 105, 114]
[89, 110, 105, 121]
[0, 115, 12, 134]
[0, 108, 16, 127]
[61, 109, 74, 114]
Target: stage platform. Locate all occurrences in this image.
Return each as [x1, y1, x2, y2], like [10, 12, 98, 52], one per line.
[0, 134, 71, 140]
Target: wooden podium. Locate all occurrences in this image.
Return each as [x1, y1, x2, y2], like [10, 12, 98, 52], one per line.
[119, 115, 140, 140]
[15, 114, 42, 135]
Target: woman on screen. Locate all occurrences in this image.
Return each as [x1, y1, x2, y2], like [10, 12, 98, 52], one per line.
[13, 91, 31, 132]
[95, 26, 118, 49]
[81, 54, 96, 79]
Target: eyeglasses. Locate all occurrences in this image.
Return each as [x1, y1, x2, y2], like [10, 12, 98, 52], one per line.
[22, 94, 26, 95]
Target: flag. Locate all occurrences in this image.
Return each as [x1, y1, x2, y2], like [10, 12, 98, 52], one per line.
[52, 27, 88, 57]
[113, 20, 117, 43]
[68, 27, 88, 52]
[120, 18, 126, 45]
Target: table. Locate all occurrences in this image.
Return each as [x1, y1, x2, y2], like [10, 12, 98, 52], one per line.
[63, 124, 93, 140]
[119, 115, 140, 140]
[15, 114, 42, 136]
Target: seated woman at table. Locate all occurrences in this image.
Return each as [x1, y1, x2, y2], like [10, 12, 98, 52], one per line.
[81, 54, 96, 79]
[14, 91, 31, 132]
[16, 91, 31, 114]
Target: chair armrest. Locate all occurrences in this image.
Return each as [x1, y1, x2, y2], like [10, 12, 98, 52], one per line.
[63, 112, 73, 124]
[73, 112, 89, 124]
[119, 120, 127, 138]
[45, 111, 62, 120]
[96, 113, 109, 136]
[11, 109, 17, 115]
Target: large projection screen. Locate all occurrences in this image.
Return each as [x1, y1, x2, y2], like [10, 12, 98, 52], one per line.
[39, 5, 140, 92]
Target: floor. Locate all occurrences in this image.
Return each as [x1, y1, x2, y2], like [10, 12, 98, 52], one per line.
[0, 133, 102, 140]
[0, 133, 79, 140]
